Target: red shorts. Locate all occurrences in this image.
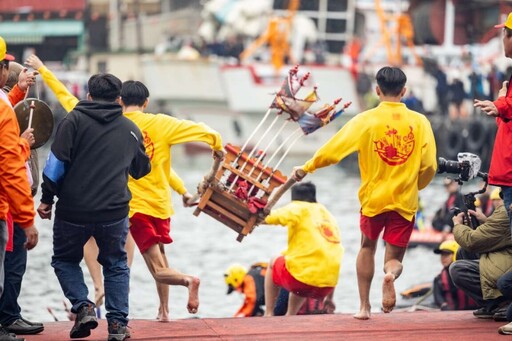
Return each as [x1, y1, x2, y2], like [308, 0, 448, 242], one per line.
[360, 211, 414, 247]
[129, 213, 172, 253]
[272, 256, 334, 299]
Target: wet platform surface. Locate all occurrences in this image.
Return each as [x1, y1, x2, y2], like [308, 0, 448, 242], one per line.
[24, 310, 506, 340]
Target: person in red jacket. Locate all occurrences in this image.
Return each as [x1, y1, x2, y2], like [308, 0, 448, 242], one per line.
[474, 12, 512, 224]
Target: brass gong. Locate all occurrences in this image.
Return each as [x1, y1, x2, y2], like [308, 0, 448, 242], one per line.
[14, 98, 54, 149]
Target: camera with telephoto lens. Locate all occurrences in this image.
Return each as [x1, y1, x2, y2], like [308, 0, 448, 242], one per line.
[438, 152, 488, 232]
[437, 152, 482, 182]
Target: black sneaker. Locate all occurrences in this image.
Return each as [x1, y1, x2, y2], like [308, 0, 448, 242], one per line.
[69, 304, 98, 339]
[108, 322, 128, 341]
[473, 306, 494, 319]
[0, 326, 24, 341]
[5, 318, 44, 335]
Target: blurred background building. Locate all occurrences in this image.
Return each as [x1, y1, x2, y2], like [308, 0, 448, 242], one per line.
[1, 1, 511, 71]
[2, 0, 512, 170]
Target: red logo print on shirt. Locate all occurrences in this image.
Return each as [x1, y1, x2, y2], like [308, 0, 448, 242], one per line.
[317, 221, 340, 244]
[373, 125, 415, 166]
[143, 131, 154, 160]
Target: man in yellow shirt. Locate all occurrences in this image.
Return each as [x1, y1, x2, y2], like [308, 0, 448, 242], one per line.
[25, 55, 221, 320]
[292, 66, 437, 319]
[263, 182, 343, 316]
[120, 80, 224, 319]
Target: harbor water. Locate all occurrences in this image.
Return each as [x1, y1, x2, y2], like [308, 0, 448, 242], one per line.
[19, 145, 478, 322]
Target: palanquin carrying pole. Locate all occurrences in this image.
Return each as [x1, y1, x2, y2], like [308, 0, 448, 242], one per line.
[191, 65, 351, 241]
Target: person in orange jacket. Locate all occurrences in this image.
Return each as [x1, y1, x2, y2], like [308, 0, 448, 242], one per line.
[0, 59, 44, 336]
[225, 263, 267, 317]
[0, 36, 39, 341]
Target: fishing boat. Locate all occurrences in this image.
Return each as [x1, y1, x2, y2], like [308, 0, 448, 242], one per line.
[408, 228, 454, 249]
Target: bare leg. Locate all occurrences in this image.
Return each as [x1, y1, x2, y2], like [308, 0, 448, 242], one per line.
[125, 231, 135, 268]
[83, 237, 104, 306]
[156, 244, 170, 321]
[353, 234, 378, 320]
[84, 232, 135, 307]
[264, 257, 279, 316]
[286, 292, 307, 316]
[381, 243, 406, 313]
[142, 244, 199, 314]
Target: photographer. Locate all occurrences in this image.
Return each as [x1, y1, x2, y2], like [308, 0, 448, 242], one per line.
[448, 189, 512, 321]
[432, 178, 465, 234]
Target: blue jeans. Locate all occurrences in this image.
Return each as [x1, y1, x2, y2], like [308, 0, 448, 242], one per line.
[0, 224, 27, 325]
[0, 220, 6, 300]
[501, 186, 512, 235]
[497, 272, 512, 321]
[51, 216, 130, 326]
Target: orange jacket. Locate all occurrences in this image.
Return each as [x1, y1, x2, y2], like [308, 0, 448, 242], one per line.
[0, 87, 35, 227]
[8, 84, 25, 107]
[234, 265, 267, 317]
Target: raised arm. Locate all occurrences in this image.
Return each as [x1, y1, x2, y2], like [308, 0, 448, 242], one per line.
[25, 54, 79, 113]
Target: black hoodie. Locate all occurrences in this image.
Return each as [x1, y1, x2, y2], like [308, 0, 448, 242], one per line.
[41, 100, 151, 223]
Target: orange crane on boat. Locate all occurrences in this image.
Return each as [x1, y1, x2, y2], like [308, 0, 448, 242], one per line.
[372, 0, 422, 66]
[239, 0, 299, 71]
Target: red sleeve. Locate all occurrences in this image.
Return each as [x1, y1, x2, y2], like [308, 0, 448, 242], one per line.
[0, 102, 35, 227]
[8, 84, 26, 107]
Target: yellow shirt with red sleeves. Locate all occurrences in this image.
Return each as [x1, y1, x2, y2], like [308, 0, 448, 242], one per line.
[264, 201, 343, 288]
[302, 102, 437, 221]
[0, 99, 35, 227]
[124, 111, 223, 219]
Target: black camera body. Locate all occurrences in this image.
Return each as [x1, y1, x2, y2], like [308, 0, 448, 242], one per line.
[437, 152, 488, 230]
[438, 158, 471, 182]
[437, 152, 482, 183]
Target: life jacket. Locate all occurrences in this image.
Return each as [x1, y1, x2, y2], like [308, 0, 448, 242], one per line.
[441, 268, 478, 310]
[246, 263, 267, 316]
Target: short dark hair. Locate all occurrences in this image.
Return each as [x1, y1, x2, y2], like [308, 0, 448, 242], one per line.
[88, 73, 122, 102]
[291, 182, 317, 203]
[121, 80, 150, 107]
[376, 66, 407, 96]
[505, 27, 512, 38]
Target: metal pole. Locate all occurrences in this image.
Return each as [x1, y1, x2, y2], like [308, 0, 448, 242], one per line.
[254, 127, 302, 183]
[248, 120, 289, 177]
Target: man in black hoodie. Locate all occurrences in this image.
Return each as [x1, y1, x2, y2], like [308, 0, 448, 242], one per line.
[37, 73, 150, 341]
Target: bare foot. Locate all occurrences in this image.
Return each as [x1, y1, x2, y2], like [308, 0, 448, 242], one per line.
[353, 305, 371, 320]
[157, 306, 170, 322]
[382, 273, 396, 313]
[187, 277, 200, 314]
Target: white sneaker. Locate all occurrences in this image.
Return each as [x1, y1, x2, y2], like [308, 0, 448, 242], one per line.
[498, 321, 512, 335]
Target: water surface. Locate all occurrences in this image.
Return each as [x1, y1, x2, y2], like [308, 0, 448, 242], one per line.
[20, 146, 473, 321]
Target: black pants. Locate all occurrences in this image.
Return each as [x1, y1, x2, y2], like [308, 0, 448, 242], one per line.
[449, 259, 484, 307]
[0, 224, 27, 325]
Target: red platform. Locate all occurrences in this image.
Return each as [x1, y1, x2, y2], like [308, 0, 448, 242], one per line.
[25, 311, 506, 340]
